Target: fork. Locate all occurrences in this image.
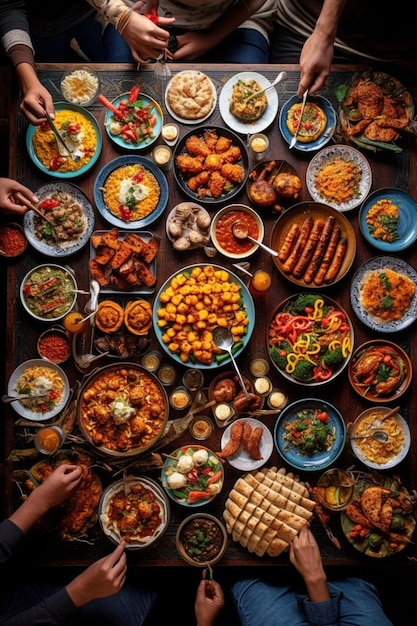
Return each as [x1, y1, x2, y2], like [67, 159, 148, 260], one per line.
[42, 108, 80, 162]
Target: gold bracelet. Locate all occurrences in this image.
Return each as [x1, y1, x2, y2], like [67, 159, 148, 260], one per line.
[116, 8, 133, 34]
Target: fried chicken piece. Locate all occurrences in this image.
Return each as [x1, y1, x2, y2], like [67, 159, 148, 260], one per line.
[346, 118, 370, 137]
[215, 136, 233, 153]
[217, 420, 244, 458]
[246, 426, 263, 460]
[242, 423, 253, 451]
[221, 163, 245, 184]
[345, 80, 384, 119]
[185, 135, 211, 158]
[175, 154, 205, 174]
[203, 129, 219, 151]
[204, 153, 223, 171]
[364, 121, 399, 142]
[220, 145, 242, 163]
[209, 171, 227, 198]
[187, 170, 210, 192]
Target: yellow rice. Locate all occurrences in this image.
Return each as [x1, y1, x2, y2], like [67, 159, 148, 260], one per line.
[32, 110, 97, 173]
[102, 164, 160, 222]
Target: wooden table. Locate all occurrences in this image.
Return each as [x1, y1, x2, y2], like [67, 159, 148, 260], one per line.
[3, 63, 417, 569]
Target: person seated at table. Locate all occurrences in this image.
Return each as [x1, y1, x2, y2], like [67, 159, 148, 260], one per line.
[127, 0, 276, 64]
[231, 526, 393, 626]
[271, 0, 417, 96]
[0, 178, 38, 215]
[0, 463, 157, 625]
[195, 578, 225, 626]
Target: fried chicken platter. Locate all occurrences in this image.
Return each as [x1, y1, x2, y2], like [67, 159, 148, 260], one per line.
[338, 71, 415, 152]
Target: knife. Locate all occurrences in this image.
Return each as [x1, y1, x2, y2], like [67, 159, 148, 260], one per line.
[42, 108, 80, 161]
[289, 88, 309, 149]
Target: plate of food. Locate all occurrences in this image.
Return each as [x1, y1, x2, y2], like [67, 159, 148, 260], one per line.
[350, 256, 417, 332]
[26, 102, 102, 178]
[341, 474, 416, 557]
[209, 371, 263, 425]
[337, 70, 414, 153]
[161, 445, 224, 507]
[102, 87, 163, 150]
[77, 362, 168, 457]
[218, 418, 273, 471]
[153, 263, 255, 369]
[350, 406, 410, 470]
[23, 182, 95, 256]
[99, 476, 170, 549]
[348, 340, 412, 402]
[270, 202, 356, 287]
[219, 71, 279, 134]
[279, 94, 336, 152]
[173, 126, 248, 204]
[23, 451, 102, 541]
[89, 228, 159, 294]
[166, 202, 211, 251]
[274, 398, 346, 471]
[165, 70, 217, 124]
[93, 155, 168, 228]
[268, 293, 353, 385]
[246, 159, 302, 212]
[20, 263, 78, 322]
[306, 144, 372, 211]
[7, 358, 70, 421]
[359, 188, 417, 252]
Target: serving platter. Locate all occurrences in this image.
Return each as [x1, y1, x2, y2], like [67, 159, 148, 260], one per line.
[279, 94, 336, 152]
[219, 71, 279, 134]
[23, 182, 95, 257]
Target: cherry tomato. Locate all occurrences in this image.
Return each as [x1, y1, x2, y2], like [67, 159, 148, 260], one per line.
[317, 411, 329, 422]
[66, 123, 81, 134]
[48, 155, 65, 171]
[119, 205, 132, 221]
[39, 199, 60, 210]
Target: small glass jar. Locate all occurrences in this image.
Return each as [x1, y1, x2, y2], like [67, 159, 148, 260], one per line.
[267, 389, 288, 410]
[34, 426, 65, 455]
[182, 368, 204, 391]
[214, 403, 234, 423]
[141, 350, 162, 372]
[253, 376, 272, 396]
[249, 358, 270, 377]
[316, 468, 355, 511]
[170, 386, 192, 411]
[189, 416, 213, 440]
[152, 145, 173, 171]
[158, 364, 177, 386]
[249, 133, 269, 160]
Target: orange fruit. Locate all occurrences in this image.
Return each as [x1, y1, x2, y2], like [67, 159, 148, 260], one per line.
[63, 311, 87, 333]
[251, 270, 271, 292]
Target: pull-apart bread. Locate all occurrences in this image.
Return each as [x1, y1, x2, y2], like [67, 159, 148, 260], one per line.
[223, 466, 315, 557]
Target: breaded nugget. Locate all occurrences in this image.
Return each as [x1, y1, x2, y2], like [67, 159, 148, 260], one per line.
[221, 163, 245, 183]
[187, 171, 210, 192]
[215, 136, 233, 153]
[221, 145, 242, 163]
[185, 135, 211, 158]
[209, 171, 227, 198]
[175, 154, 205, 174]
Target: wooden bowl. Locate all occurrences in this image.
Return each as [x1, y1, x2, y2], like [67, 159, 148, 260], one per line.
[176, 513, 228, 566]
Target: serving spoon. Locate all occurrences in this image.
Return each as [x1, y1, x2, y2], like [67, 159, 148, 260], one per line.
[243, 70, 288, 104]
[212, 327, 250, 400]
[350, 430, 388, 443]
[232, 221, 278, 257]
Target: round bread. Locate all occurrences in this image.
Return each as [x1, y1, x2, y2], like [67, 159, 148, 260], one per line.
[272, 172, 302, 200]
[286, 102, 327, 143]
[95, 300, 124, 333]
[167, 71, 214, 120]
[124, 300, 152, 335]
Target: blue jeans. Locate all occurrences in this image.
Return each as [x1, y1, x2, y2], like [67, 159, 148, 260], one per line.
[102, 25, 269, 64]
[32, 16, 106, 62]
[231, 577, 394, 626]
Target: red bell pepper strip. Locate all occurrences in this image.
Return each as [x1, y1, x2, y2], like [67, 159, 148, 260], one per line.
[39, 199, 60, 210]
[187, 490, 210, 503]
[98, 94, 124, 120]
[128, 85, 140, 102]
[207, 470, 223, 485]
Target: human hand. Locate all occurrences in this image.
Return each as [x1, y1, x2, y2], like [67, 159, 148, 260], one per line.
[28, 464, 83, 515]
[195, 579, 224, 626]
[19, 84, 55, 125]
[170, 31, 212, 62]
[298, 30, 334, 96]
[123, 10, 174, 62]
[66, 543, 127, 607]
[0, 178, 39, 215]
[289, 525, 330, 602]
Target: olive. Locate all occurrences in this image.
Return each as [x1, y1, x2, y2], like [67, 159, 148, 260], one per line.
[368, 532, 382, 549]
[391, 514, 405, 532]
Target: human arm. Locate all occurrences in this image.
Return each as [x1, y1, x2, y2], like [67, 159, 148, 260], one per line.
[298, 0, 348, 96]
[289, 525, 330, 602]
[0, 178, 40, 215]
[195, 579, 224, 626]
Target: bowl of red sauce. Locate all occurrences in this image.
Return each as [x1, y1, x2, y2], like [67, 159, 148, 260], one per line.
[0, 222, 27, 258]
[210, 204, 264, 259]
[37, 326, 72, 364]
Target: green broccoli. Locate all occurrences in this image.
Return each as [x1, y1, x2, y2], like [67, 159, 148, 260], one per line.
[290, 294, 321, 315]
[269, 341, 292, 369]
[323, 347, 344, 368]
[312, 421, 331, 444]
[293, 360, 314, 381]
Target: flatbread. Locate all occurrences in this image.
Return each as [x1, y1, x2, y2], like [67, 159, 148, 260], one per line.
[286, 102, 327, 143]
[167, 71, 214, 120]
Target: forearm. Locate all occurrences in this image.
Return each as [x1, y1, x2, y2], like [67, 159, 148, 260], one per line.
[313, 0, 348, 42]
[303, 570, 331, 603]
[205, 0, 266, 46]
[8, 491, 49, 534]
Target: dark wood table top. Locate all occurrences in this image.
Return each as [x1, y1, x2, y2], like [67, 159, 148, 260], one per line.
[3, 63, 417, 568]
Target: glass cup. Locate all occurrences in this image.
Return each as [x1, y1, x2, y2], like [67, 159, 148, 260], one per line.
[248, 133, 269, 161]
[34, 426, 65, 455]
[152, 145, 173, 171]
[249, 269, 272, 297]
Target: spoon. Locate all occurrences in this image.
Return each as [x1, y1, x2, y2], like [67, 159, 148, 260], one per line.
[2, 393, 48, 404]
[232, 221, 278, 257]
[85, 279, 100, 314]
[42, 108, 80, 162]
[350, 430, 389, 443]
[243, 70, 288, 104]
[370, 405, 400, 429]
[212, 327, 250, 400]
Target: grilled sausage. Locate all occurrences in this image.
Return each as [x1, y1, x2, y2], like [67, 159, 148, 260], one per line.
[292, 219, 325, 278]
[324, 237, 347, 283]
[313, 225, 341, 285]
[282, 216, 314, 274]
[303, 215, 335, 283]
[278, 223, 300, 262]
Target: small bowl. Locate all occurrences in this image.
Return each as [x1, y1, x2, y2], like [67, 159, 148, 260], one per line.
[169, 386, 192, 411]
[161, 123, 179, 146]
[158, 364, 177, 386]
[60, 67, 100, 106]
[213, 402, 235, 427]
[37, 326, 71, 364]
[249, 358, 270, 377]
[315, 468, 355, 511]
[210, 204, 264, 259]
[253, 376, 272, 397]
[182, 368, 204, 391]
[189, 416, 213, 440]
[141, 350, 162, 372]
[176, 513, 228, 566]
[34, 425, 65, 455]
[0, 222, 27, 258]
[267, 388, 288, 411]
[20, 264, 77, 323]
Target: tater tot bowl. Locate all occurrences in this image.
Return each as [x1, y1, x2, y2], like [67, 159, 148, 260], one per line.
[350, 406, 410, 470]
[77, 362, 169, 458]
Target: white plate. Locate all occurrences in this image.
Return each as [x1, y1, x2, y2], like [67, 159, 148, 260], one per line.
[7, 358, 70, 421]
[306, 144, 372, 211]
[219, 71, 279, 134]
[220, 418, 273, 470]
[350, 256, 417, 332]
[23, 182, 95, 257]
[165, 70, 217, 124]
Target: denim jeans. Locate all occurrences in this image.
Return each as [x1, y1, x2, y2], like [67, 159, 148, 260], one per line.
[32, 16, 106, 62]
[102, 25, 269, 64]
[231, 577, 394, 626]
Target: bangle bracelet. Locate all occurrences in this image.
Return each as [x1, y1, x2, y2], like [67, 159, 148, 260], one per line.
[116, 8, 133, 34]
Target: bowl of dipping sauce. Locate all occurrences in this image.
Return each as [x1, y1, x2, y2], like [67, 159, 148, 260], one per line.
[158, 364, 177, 386]
[0, 222, 27, 258]
[176, 513, 228, 566]
[161, 123, 179, 145]
[153, 145, 173, 171]
[182, 368, 204, 391]
[210, 204, 264, 259]
[141, 350, 162, 372]
[34, 425, 65, 455]
[253, 376, 272, 397]
[37, 326, 71, 364]
[267, 388, 288, 410]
